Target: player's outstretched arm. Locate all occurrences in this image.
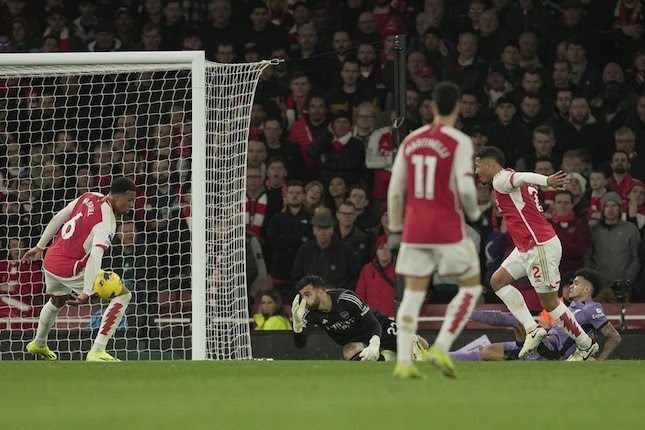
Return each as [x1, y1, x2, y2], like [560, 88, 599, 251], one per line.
[292, 294, 308, 348]
[30, 198, 79, 256]
[596, 322, 622, 360]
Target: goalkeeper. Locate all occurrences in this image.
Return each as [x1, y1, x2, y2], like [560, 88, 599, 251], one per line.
[22, 177, 137, 362]
[292, 274, 428, 361]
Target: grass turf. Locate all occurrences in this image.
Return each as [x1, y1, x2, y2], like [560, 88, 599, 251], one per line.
[2, 361, 643, 430]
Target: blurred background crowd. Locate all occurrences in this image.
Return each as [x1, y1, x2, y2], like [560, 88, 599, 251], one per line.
[0, 0, 644, 331]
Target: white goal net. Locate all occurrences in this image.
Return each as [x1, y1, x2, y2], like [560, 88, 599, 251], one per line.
[0, 52, 269, 360]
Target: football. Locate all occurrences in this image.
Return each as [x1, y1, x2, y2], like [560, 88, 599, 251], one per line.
[93, 270, 123, 299]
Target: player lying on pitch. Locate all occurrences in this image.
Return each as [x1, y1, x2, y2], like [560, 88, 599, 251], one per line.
[450, 269, 621, 361]
[292, 274, 428, 361]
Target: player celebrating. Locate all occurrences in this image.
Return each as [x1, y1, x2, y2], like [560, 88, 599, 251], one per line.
[292, 275, 428, 361]
[387, 82, 482, 379]
[450, 268, 620, 361]
[22, 177, 137, 362]
[475, 146, 599, 361]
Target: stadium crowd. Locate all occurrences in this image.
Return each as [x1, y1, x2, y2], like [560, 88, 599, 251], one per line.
[0, 0, 645, 329]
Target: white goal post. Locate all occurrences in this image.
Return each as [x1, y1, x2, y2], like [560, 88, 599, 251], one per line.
[0, 51, 271, 360]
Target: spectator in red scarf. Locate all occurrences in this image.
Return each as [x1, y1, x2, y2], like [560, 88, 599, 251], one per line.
[549, 190, 589, 274]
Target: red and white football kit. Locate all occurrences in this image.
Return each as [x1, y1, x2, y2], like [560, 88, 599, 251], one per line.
[388, 124, 480, 278]
[493, 169, 562, 293]
[39, 192, 116, 295]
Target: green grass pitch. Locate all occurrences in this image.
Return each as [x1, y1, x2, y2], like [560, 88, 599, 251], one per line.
[3, 361, 643, 430]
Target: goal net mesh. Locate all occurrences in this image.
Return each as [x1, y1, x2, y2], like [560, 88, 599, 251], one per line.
[0, 59, 268, 360]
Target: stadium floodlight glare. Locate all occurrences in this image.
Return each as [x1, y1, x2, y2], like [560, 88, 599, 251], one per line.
[0, 51, 271, 360]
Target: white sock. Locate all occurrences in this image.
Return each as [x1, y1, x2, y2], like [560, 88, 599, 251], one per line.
[396, 290, 426, 365]
[90, 292, 131, 353]
[495, 285, 539, 333]
[548, 302, 592, 349]
[434, 287, 482, 352]
[34, 300, 63, 346]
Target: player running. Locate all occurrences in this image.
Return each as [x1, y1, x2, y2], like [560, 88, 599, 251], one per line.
[22, 177, 137, 362]
[291, 275, 428, 361]
[475, 146, 599, 361]
[387, 82, 483, 378]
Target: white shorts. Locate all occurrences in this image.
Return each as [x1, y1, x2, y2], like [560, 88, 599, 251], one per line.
[395, 238, 480, 280]
[43, 269, 86, 296]
[501, 236, 562, 294]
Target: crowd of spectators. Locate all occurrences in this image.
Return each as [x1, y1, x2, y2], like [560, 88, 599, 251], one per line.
[1, 0, 645, 330]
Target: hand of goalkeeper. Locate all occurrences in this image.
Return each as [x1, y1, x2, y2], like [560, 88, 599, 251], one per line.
[291, 294, 307, 333]
[359, 335, 381, 361]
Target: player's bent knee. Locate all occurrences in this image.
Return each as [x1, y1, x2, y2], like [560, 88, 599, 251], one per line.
[343, 342, 364, 360]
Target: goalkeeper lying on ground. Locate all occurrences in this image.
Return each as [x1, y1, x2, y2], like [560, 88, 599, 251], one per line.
[292, 274, 428, 361]
[450, 268, 621, 361]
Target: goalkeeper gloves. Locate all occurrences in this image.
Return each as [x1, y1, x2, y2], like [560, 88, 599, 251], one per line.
[291, 294, 307, 333]
[359, 335, 381, 361]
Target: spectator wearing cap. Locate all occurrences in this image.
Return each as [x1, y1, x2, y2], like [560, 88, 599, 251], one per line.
[72, 0, 99, 46]
[420, 26, 446, 80]
[355, 234, 398, 317]
[291, 208, 360, 291]
[307, 109, 366, 186]
[87, 22, 121, 52]
[267, 180, 312, 299]
[495, 41, 523, 90]
[516, 125, 562, 173]
[585, 191, 641, 295]
[442, 32, 487, 91]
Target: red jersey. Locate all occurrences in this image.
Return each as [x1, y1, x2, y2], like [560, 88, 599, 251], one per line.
[493, 169, 556, 252]
[43, 192, 116, 278]
[389, 124, 479, 245]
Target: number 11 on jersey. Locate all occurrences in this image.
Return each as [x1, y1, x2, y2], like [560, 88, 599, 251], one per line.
[412, 154, 437, 200]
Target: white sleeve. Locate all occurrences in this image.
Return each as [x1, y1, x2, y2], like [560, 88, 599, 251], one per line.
[493, 171, 548, 194]
[454, 137, 480, 222]
[36, 198, 79, 249]
[365, 128, 393, 169]
[387, 146, 407, 232]
[83, 245, 105, 295]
